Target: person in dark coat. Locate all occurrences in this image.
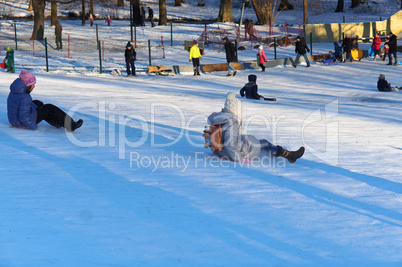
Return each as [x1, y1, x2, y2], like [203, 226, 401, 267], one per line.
[124, 42, 137, 77]
[55, 21, 62, 50]
[148, 7, 155, 27]
[341, 34, 353, 62]
[240, 74, 265, 100]
[7, 70, 83, 131]
[140, 7, 146, 26]
[293, 36, 310, 68]
[377, 74, 400, 91]
[223, 37, 237, 77]
[207, 93, 305, 163]
[387, 32, 398, 65]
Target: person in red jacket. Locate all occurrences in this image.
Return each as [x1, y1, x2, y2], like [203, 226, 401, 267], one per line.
[372, 33, 381, 61]
[257, 45, 267, 72]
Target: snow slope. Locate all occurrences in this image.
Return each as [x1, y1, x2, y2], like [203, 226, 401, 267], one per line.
[1, 1, 402, 266]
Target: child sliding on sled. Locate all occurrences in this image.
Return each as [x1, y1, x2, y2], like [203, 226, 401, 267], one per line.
[205, 93, 304, 163]
[239, 74, 276, 101]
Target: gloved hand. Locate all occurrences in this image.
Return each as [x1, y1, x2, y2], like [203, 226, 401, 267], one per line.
[241, 158, 251, 163]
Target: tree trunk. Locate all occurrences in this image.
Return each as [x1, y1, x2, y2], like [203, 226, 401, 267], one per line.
[81, 0, 85, 25]
[117, 0, 124, 7]
[303, 0, 308, 24]
[90, 0, 94, 16]
[279, 0, 294, 10]
[350, 0, 359, 8]
[31, 0, 45, 40]
[51, 1, 58, 26]
[159, 0, 167, 25]
[217, 0, 233, 22]
[28, 0, 33, 11]
[335, 0, 344, 12]
[132, 0, 142, 26]
[250, 0, 269, 25]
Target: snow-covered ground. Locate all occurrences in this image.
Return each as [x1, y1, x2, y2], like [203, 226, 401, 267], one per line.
[1, 0, 402, 266]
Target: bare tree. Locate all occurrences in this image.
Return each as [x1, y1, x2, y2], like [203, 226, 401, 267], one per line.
[49, 0, 80, 26]
[31, 0, 46, 40]
[117, 0, 124, 7]
[174, 0, 184, 6]
[335, 0, 344, 12]
[159, 0, 167, 25]
[217, 0, 233, 22]
[51, 1, 58, 25]
[131, 0, 142, 26]
[251, 0, 284, 25]
[350, 0, 359, 8]
[81, 0, 85, 25]
[28, 0, 33, 11]
[90, 0, 94, 16]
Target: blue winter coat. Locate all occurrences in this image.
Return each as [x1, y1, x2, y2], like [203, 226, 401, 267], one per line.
[7, 78, 38, 130]
[207, 109, 261, 161]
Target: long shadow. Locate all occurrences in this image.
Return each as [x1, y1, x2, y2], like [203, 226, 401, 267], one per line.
[235, 159, 402, 227]
[2, 100, 402, 263]
[79, 110, 402, 228]
[0, 115, 331, 265]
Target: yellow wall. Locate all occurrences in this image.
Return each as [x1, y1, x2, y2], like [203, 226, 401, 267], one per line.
[304, 11, 402, 43]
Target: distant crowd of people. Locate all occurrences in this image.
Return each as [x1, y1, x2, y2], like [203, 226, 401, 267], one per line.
[2, 19, 400, 92]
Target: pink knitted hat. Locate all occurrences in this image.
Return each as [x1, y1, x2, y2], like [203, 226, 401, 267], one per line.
[19, 70, 36, 86]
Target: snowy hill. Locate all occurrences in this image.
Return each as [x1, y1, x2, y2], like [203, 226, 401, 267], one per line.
[1, 0, 402, 266]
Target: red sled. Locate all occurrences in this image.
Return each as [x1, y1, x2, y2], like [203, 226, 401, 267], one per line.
[0, 61, 7, 69]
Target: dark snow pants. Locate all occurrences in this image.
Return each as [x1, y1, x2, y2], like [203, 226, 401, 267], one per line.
[33, 100, 74, 130]
[126, 61, 136, 76]
[192, 58, 200, 75]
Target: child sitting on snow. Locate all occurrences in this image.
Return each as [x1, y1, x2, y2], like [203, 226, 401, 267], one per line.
[324, 50, 336, 64]
[377, 74, 401, 91]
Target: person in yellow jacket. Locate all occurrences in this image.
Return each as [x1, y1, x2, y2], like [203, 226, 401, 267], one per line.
[189, 40, 202, 75]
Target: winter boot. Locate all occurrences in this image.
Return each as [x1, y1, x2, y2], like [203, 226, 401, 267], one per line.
[276, 146, 305, 163]
[72, 119, 83, 131]
[65, 117, 83, 132]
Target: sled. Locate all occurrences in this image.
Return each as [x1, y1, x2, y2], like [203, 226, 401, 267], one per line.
[351, 48, 363, 60]
[0, 61, 7, 69]
[148, 66, 173, 76]
[368, 47, 375, 57]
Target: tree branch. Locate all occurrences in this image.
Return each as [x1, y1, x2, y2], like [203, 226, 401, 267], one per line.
[46, 0, 79, 4]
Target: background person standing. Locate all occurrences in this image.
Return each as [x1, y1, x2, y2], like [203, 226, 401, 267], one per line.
[55, 21, 62, 50]
[189, 40, 201, 76]
[293, 36, 310, 68]
[387, 32, 397, 65]
[4, 46, 15, 73]
[148, 7, 155, 27]
[124, 42, 137, 77]
[223, 37, 237, 77]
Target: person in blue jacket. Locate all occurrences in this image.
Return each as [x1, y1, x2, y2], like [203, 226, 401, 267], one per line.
[7, 70, 83, 131]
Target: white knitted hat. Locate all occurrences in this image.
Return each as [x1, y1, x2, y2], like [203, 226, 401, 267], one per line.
[224, 92, 241, 116]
